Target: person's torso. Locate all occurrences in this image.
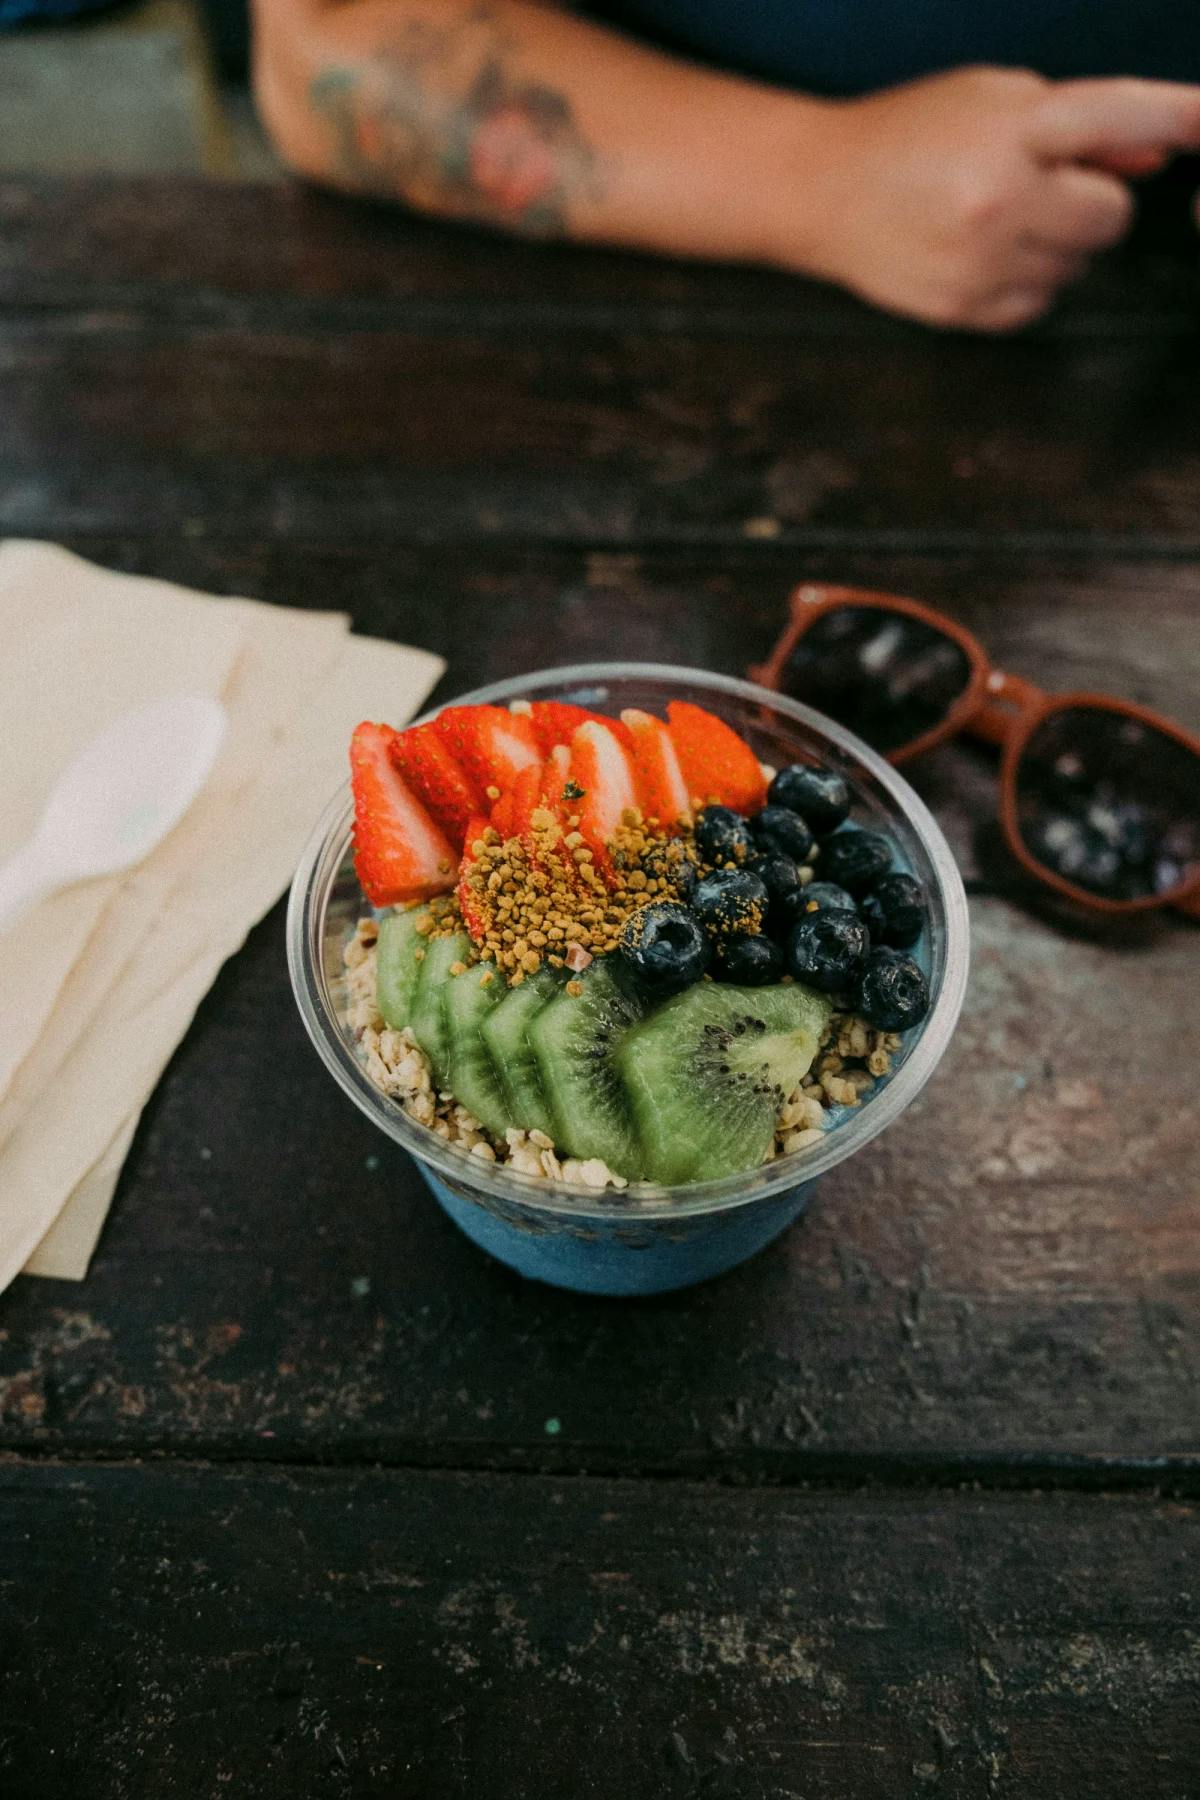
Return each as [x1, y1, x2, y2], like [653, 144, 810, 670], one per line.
[591, 0, 1199, 94]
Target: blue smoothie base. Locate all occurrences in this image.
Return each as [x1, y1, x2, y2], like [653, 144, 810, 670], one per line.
[416, 1161, 818, 1295]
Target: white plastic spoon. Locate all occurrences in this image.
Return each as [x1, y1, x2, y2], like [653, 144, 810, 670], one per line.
[0, 692, 227, 936]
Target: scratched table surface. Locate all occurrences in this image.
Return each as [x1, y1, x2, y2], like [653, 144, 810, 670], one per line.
[1, 173, 1199, 1798]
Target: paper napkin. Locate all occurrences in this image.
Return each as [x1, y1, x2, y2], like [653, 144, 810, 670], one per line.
[0, 542, 444, 1289]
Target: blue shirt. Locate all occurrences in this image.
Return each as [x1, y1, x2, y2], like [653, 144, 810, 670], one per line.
[595, 0, 1199, 93]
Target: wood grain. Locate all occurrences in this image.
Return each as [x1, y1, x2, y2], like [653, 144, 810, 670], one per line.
[2, 174, 1199, 555]
[1, 537, 1194, 1473]
[0, 525, 1188, 1464]
[0, 887, 1194, 1473]
[3, 1462, 1199, 1800]
[2, 171, 1197, 323]
[3, 315, 1199, 548]
[2, 179, 1200, 1791]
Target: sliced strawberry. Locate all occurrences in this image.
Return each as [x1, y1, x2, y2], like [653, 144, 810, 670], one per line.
[456, 813, 493, 940]
[350, 721, 457, 907]
[490, 760, 567, 845]
[666, 701, 767, 815]
[507, 761, 545, 839]
[569, 720, 639, 879]
[528, 700, 633, 758]
[433, 704, 540, 793]
[538, 743, 575, 823]
[490, 789, 516, 838]
[528, 745, 586, 890]
[391, 721, 482, 847]
[621, 708, 692, 828]
[528, 700, 592, 756]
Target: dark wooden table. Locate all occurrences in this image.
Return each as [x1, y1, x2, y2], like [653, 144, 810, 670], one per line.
[1, 176, 1198, 1798]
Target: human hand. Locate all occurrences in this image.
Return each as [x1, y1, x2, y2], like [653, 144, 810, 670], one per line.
[785, 68, 1200, 330]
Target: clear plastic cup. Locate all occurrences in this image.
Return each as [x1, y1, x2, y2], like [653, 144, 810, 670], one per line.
[287, 664, 969, 1295]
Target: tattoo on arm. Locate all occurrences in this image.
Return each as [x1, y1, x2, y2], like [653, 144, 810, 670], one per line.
[309, 6, 605, 237]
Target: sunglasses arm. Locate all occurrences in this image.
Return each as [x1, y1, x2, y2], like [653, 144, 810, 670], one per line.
[962, 670, 1046, 747]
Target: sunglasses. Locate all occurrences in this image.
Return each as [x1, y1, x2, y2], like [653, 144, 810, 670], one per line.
[751, 584, 1200, 920]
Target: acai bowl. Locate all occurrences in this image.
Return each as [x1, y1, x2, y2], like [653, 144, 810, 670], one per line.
[287, 664, 969, 1295]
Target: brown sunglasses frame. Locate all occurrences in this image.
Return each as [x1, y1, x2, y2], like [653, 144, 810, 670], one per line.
[750, 583, 1200, 920]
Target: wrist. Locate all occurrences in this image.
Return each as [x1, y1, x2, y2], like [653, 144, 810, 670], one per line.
[747, 93, 851, 277]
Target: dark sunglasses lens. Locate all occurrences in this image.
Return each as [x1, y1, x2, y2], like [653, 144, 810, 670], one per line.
[780, 606, 972, 753]
[1016, 707, 1200, 900]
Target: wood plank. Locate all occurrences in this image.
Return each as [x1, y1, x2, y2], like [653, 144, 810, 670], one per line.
[3, 311, 1198, 547]
[0, 886, 1194, 1475]
[1, 541, 1194, 1475]
[1, 172, 1197, 326]
[2, 1462, 1198, 1798]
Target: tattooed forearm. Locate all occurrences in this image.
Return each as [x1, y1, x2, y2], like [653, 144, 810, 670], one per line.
[309, 7, 605, 237]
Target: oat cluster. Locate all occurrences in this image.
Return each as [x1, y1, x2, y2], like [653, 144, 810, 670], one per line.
[452, 806, 696, 982]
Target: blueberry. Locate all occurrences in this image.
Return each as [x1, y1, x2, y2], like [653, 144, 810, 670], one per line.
[619, 902, 710, 996]
[712, 933, 784, 986]
[787, 908, 869, 994]
[768, 764, 851, 835]
[770, 880, 856, 940]
[694, 805, 756, 867]
[794, 881, 857, 914]
[745, 852, 801, 903]
[857, 948, 930, 1031]
[751, 805, 815, 864]
[817, 828, 893, 893]
[860, 873, 926, 948]
[693, 867, 770, 937]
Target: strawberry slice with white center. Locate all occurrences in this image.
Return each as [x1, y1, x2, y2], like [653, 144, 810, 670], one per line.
[490, 788, 516, 839]
[528, 700, 634, 758]
[390, 722, 483, 848]
[507, 760, 546, 841]
[538, 743, 575, 823]
[349, 721, 458, 907]
[433, 705, 541, 794]
[665, 700, 768, 815]
[569, 720, 639, 880]
[621, 708, 692, 828]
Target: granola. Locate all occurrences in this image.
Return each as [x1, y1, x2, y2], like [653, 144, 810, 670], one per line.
[341, 919, 897, 1189]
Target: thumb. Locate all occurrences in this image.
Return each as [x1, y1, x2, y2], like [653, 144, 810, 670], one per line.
[1028, 78, 1200, 165]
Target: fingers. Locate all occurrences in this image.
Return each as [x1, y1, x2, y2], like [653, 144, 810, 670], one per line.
[1023, 166, 1134, 252]
[1029, 78, 1200, 164]
[1089, 146, 1170, 178]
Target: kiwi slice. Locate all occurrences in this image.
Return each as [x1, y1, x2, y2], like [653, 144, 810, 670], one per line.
[374, 907, 427, 1030]
[618, 982, 832, 1186]
[407, 930, 472, 1089]
[480, 965, 560, 1139]
[529, 957, 647, 1180]
[443, 961, 510, 1138]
